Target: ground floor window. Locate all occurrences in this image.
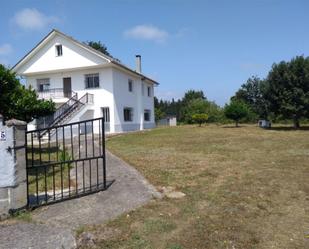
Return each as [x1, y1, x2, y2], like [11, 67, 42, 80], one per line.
[144, 109, 151, 121]
[101, 107, 110, 122]
[37, 78, 50, 92]
[124, 107, 133, 122]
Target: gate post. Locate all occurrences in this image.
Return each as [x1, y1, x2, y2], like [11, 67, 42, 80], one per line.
[0, 116, 27, 219]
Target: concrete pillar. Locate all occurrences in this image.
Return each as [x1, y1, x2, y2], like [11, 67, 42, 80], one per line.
[138, 79, 144, 131]
[0, 116, 27, 219]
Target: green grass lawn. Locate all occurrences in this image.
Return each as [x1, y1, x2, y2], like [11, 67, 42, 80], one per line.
[77, 124, 309, 249]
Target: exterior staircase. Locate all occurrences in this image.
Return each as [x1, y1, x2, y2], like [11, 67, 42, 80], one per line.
[36, 92, 94, 138]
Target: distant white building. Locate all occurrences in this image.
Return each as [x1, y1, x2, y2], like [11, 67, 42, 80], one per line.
[12, 29, 158, 133]
[258, 120, 271, 128]
[158, 116, 177, 127]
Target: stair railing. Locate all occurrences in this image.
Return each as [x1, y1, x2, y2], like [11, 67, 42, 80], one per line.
[36, 92, 94, 131]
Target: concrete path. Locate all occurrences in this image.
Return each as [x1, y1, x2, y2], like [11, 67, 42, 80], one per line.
[0, 151, 161, 249]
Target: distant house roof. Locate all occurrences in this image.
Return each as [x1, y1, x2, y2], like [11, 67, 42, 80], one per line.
[12, 29, 158, 85]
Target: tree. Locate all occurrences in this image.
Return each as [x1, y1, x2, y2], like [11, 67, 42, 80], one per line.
[181, 90, 206, 105]
[155, 90, 223, 124]
[192, 113, 208, 127]
[232, 76, 269, 119]
[0, 64, 55, 122]
[264, 56, 309, 128]
[86, 41, 111, 56]
[224, 100, 250, 127]
[155, 108, 165, 123]
[181, 98, 209, 123]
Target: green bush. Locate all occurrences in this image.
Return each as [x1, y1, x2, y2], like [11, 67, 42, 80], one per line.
[191, 113, 209, 126]
[224, 100, 250, 127]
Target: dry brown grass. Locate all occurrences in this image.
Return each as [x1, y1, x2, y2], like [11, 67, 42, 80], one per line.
[78, 124, 309, 249]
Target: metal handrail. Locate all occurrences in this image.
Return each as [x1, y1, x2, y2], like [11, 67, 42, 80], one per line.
[36, 92, 94, 131]
[37, 88, 76, 99]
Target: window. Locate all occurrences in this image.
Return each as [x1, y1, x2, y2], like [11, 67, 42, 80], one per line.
[147, 86, 151, 97]
[144, 109, 151, 121]
[85, 73, 100, 88]
[37, 78, 50, 92]
[55, 44, 63, 56]
[141, 83, 144, 96]
[101, 107, 110, 122]
[128, 79, 133, 92]
[123, 107, 133, 122]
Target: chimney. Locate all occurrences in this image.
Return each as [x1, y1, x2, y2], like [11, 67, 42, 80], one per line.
[136, 55, 142, 73]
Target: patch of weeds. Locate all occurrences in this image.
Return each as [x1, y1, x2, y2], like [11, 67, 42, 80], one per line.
[206, 191, 220, 203]
[166, 244, 183, 249]
[12, 210, 32, 222]
[144, 218, 177, 235]
[75, 225, 87, 237]
[129, 233, 153, 249]
[181, 201, 196, 215]
[59, 149, 73, 169]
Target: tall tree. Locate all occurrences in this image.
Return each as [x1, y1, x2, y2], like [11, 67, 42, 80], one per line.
[0, 64, 55, 122]
[264, 56, 309, 128]
[182, 90, 206, 104]
[86, 41, 111, 56]
[232, 76, 269, 119]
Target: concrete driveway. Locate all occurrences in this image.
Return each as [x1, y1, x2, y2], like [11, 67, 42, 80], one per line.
[0, 150, 160, 249]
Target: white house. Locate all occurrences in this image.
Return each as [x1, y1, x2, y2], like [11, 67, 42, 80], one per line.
[12, 29, 158, 134]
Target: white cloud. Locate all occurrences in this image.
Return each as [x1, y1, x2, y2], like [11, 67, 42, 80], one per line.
[124, 25, 169, 43]
[12, 8, 59, 30]
[0, 44, 13, 55]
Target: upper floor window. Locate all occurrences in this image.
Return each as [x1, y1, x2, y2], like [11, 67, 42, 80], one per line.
[128, 79, 133, 92]
[85, 73, 100, 88]
[141, 83, 144, 96]
[55, 44, 63, 56]
[147, 86, 151, 97]
[124, 107, 133, 122]
[37, 78, 50, 92]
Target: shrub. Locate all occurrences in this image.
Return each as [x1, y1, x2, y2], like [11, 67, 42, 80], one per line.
[191, 113, 208, 127]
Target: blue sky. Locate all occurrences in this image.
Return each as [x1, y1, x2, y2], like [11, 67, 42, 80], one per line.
[1, 0, 309, 105]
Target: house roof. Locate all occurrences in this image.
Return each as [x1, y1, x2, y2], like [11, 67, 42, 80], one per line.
[12, 29, 159, 85]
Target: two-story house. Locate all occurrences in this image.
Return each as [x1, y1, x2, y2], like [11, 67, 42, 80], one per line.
[12, 29, 158, 134]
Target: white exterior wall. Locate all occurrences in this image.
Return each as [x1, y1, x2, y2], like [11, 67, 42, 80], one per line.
[26, 67, 155, 133]
[18, 35, 107, 74]
[27, 67, 115, 132]
[15, 31, 156, 134]
[112, 68, 155, 132]
[142, 81, 155, 129]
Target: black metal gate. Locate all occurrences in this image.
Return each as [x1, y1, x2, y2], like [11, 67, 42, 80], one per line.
[25, 117, 107, 208]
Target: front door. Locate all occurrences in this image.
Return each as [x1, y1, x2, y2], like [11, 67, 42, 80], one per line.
[63, 77, 72, 98]
[101, 107, 110, 133]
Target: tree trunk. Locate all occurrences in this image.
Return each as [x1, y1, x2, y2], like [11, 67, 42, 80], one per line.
[293, 117, 300, 129]
[235, 120, 239, 127]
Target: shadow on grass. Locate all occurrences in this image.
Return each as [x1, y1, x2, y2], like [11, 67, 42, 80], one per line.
[267, 126, 309, 131]
[222, 125, 242, 128]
